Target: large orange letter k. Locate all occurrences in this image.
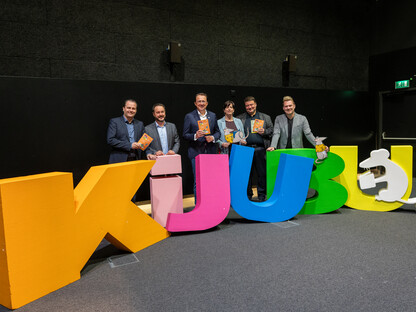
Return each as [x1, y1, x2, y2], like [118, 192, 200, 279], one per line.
[0, 160, 169, 309]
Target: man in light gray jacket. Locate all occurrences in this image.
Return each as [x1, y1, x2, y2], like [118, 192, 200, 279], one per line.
[267, 96, 315, 151]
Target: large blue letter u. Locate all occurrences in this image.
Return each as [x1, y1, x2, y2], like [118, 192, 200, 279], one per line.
[229, 145, 313, 222]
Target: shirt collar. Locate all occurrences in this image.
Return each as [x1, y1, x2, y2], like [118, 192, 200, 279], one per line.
[286, 112, 295, 121]
[197, 110, 207, 118]
[155, 121, 166, 128]
[123, 115, 133, 124]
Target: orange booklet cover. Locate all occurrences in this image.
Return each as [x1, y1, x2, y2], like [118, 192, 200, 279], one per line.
[252, 119, 264, 133]
[137, 133, 153, 150]
[198, 119, 211, 134]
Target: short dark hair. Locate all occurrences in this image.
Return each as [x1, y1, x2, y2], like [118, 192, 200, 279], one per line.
[223, 100, 235, 110]
[195, 92, 208, 101]
[244, 96, 256, 103]
[124, 99, 137, 108]
[152, 103, 166, 112]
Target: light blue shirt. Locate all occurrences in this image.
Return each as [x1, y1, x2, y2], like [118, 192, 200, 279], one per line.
[156, 121, 169, 154]
[123, 116, 135, 144]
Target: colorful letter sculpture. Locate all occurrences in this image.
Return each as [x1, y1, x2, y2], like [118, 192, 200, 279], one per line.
[331, 145, 413, 211]
[0, 160, 169, 309]
[359, 149, 409, 202]
[165, 154, 230, 232]
[229, 145, 314, 222]
[150, 154, 182, 176]
[150, 155, 183, 227]
[266, 149, 348, 214]
[1, 145, 415, 309]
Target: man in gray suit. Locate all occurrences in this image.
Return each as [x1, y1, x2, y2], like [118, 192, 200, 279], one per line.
[145, 103, 180, 160]
[267, 96, 316, 151]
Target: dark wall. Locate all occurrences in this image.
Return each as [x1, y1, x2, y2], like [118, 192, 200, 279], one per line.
[0, 77, 373, 200]
[370, 0, 416, 55]
[368, 0, 416, 176]
[0, 0, 370, 91]
[377, 89, 416, 178]
[369, 45, 416, 175]
[369, 46, 416, 92]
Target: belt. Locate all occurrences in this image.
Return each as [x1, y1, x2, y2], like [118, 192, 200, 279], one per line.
[128, 150, 137, 158]
[248, 144, 264, 148]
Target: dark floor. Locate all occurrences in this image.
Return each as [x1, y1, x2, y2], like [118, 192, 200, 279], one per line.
[3, 203, 416, 312]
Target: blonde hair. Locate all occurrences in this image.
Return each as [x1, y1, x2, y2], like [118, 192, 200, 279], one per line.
[283, 96, 294, 103]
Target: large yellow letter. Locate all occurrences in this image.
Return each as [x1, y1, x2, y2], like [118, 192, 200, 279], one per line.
[0, 161, 169, 309]
[331, 146, 413, 211]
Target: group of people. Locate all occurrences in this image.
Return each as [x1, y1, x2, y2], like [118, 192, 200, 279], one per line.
[107, 94, 317, 202]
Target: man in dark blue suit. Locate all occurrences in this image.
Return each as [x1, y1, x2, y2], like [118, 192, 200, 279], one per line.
[183, 93, 220, 199]
[107, 99, 145, 164]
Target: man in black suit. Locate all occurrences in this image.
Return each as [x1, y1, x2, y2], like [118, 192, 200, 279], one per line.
[183, 93, 220, 198]
[107, 99, 144, 164]
[237, 96, 273, 202]
[144, 103, 180, 160]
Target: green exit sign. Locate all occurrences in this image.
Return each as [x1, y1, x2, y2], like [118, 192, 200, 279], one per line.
[395, 80, 410, 89]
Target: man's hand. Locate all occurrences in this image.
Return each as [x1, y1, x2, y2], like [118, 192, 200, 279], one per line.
[167, 150, 176, 155]
[240, 140, 247, 145]
[147, 154, 157, 160]
[256, 128, 265, 135]
[205, 135, 214, 143]
[221, 142, 230, 148]
[155, 150, 164, 156]
[131, 142, 140, 149]
[196, 130, 205, 138]
[266, 147, 275, 151]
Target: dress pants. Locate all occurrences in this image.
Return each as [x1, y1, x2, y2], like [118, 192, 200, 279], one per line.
[191, 157, 197, 203]
[247, 146, 267, 200]
[127, 153, 139, 202]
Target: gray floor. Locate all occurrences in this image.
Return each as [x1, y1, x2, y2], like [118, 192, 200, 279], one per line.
[4, 203, 416, 312]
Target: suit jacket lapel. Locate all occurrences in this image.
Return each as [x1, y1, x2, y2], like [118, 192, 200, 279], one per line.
[282, 116, 288, 137]
[207, 111, 213, 131]
[166, 123, 172, 149]
[153, 123, 162, 150]
[133, 119, 141, 142]
[193, 110, 199, 122]
[120, 116, 130, 141]
[193, 110, 200, 133]
[292, 114, 299, 135]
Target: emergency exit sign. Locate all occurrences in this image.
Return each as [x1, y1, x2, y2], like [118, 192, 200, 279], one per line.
[395, 80, 410, 89]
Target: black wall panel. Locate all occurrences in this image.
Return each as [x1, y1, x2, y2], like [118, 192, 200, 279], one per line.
[369, 46, 416, 93]
[0, 0, 370, 91]
[369, 46, 416, 175]
[0, 77, 373, 200]
[377, 89, 416, 174]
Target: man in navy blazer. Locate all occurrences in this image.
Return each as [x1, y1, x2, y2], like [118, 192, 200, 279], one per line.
[144, 103, 180, 160]
[183, 93, 220, 198]
[107, 99, 145, 164]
